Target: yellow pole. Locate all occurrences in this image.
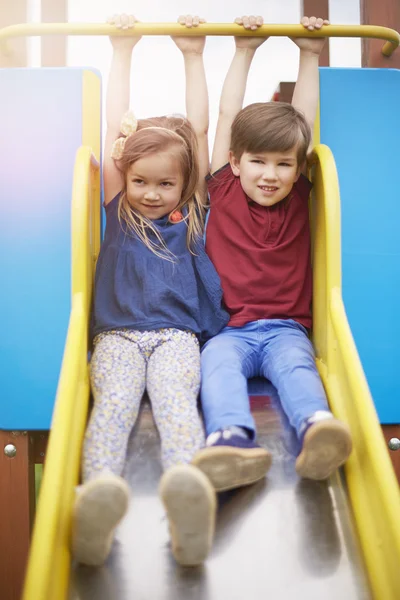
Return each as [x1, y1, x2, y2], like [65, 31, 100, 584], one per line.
[0, 22, 398, 57]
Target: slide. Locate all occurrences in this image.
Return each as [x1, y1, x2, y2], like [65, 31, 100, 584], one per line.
[23, 142, 400, 600]
[0, 67, 399, 600]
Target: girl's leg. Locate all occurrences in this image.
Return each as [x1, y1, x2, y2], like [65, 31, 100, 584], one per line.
[146, 329, 203, 470]
[83, 331, 146, 480]
[147, 329, 215, 566]
[73, 331, 146, 566]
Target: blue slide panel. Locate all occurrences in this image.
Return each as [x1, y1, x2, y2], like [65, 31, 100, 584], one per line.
[320, 67, 400, 423]
[0, 68, 83, 429]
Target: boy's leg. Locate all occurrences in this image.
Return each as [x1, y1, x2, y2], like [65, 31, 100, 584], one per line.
[192, 326, 272, 492]
[147, 329, 215, 566]
[200, 327, 257, 435]
[260, 320, 352, 480]
[74, 331, 146, 566]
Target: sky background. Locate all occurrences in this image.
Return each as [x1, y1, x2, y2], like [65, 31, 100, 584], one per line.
[29, 0, 361, 144]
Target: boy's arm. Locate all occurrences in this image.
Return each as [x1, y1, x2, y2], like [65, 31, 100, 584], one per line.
[291, 16, 329, 152]
[172, 15, 208, 202]
[103, 14, 141, 205]
[211, 16, 268, 174]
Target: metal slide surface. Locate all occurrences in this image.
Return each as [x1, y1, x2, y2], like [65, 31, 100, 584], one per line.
[69, 397, 370, 600]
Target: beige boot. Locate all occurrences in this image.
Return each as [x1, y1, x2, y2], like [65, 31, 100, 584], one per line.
[296, 419, 352, 480]
[72, 475, 130, 566]
[159, 464, 216, 566]
[191, 431, 272, 492]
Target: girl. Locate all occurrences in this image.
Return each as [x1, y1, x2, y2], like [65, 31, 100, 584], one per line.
[72, 14, 228, 568]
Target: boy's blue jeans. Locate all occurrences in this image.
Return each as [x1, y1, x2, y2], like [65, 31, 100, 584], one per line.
[201, 319, 329, 439]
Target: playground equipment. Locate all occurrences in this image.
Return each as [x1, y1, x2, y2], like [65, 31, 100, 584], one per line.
[0, 22, 400, 600]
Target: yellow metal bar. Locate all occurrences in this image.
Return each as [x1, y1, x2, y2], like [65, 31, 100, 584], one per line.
[0, 22, 398, 56]
[81, 70, 102, 286]
[310, 144, 400, 600]
[22, 148, 99, 600]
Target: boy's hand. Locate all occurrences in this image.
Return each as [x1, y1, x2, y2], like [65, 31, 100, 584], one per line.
[291, 16, 330, 55]
[172, 15, 206, 55]
[107, 14, 141, 49]
[234, 15, 268, 50]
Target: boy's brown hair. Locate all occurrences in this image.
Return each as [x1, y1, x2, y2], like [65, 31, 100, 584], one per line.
[230, 102, 311, 166]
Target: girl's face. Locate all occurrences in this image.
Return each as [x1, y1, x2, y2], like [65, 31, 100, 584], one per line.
[126, 151, 184, 220]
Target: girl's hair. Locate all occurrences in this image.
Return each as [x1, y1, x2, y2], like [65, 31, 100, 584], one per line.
[116, 115, 204, 260]
[230, 102, 311, 166]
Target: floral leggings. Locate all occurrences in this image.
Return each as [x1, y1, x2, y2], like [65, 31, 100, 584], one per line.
[82, 328, 205, 482]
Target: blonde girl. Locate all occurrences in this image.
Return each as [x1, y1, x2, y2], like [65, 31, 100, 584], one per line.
[72, 15, 228, 568]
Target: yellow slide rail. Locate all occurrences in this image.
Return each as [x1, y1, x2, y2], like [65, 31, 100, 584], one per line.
[0, 22, 399, 56]
[22, 147, 100, 600]
[310, 144, 400, 600]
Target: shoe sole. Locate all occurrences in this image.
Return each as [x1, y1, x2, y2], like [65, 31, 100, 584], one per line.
[191, 446, 272, 492]
[295, 419, 352, 480]
[73, 476, 130, 566]
[159, 465, 216, 566]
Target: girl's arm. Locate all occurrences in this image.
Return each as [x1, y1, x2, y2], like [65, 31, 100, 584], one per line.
[291, 16, 330, 152]
[211, 16, 268, 173]
[104, 14, 141, 205]
[172, 15, 208, 202]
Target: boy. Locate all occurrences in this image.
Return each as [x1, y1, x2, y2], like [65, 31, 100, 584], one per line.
[192, 16, 352, 491]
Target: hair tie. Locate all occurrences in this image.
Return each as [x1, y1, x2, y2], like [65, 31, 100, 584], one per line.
[111, 137, 127, 160]
[110, 110, 138, 159]
[120, 110, 138, 136]
[169, 210, 183, 223]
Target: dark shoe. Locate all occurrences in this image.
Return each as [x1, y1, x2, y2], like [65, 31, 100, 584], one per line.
[191, 429, 272, 492]
[295, 415, 352, 480]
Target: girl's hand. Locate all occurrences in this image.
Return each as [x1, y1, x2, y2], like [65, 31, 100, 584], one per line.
[234, 15, 268, 50]
[291, 16, 330, 55]
[107, 14, 141, 49]
[172, 15, 206, 55]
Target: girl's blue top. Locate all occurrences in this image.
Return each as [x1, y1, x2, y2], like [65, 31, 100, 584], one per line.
[91, 194, 229, 342]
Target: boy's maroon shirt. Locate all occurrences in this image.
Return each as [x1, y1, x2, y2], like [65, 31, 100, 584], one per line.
[205, 164, 313, 329]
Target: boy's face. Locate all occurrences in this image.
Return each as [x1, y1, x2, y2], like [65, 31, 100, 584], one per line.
[229, 148, 301, 208]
